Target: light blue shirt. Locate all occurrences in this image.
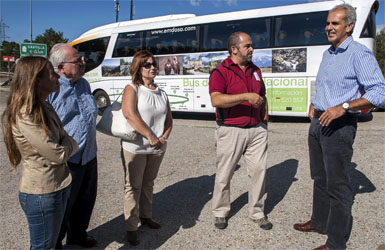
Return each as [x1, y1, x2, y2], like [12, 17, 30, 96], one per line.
[312, 36, 385, 112]
[47, 77, 98, 165]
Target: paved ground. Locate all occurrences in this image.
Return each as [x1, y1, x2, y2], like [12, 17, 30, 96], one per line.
[0, 87, 384, 249]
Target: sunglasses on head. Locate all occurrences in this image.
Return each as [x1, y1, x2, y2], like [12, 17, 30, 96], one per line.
[143, 62, 157, 69]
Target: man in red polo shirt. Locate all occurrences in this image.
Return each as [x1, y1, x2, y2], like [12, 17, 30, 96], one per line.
[209, 31, 270, 230]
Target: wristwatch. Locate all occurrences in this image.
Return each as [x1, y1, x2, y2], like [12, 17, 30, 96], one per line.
[342, 102, 350, 111]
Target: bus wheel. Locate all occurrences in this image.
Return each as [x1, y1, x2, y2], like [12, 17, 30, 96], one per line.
[94, 90, 110, 115]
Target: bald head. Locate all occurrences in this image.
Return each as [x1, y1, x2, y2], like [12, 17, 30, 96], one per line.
[227, 32, 253, 65]
[227, 32, 249, 55]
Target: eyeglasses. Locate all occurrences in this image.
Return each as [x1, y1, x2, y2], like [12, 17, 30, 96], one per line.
[143, 62, 157, 69]
[62, 56, 84, 65]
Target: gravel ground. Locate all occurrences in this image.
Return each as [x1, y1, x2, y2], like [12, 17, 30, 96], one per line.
[0, 87, 384, 249]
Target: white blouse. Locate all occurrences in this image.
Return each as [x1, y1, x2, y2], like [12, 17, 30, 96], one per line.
[122, 83, 169, 154]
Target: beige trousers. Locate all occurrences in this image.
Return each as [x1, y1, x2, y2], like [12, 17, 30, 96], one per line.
[212, 124, 268, 220]
[121, 148, 165, 231]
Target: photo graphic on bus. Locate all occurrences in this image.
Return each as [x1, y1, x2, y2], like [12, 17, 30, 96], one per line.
[252, 50, 272, 73]
[102, 59, 121, 77]
[272, 48, 307, 73]
[158, 55, 183, 75]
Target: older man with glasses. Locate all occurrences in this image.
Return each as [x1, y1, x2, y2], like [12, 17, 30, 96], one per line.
[47, 43, 98, 249]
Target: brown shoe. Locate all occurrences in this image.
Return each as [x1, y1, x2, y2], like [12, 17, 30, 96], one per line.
[293, 220, 326, 234]
[313, 244, 329, 250]
[127, 231, 140, 246]
[140, 217, 161, 229]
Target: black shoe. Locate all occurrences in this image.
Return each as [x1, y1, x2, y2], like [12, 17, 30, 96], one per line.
[66, 235, 98, 248]
[140, 217, 161, 229]
[55, 241, 63, 249]
[127, 231, 140, 246]
[214, 217, 227, 229]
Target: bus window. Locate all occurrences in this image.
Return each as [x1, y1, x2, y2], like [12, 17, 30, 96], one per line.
[202, 17, 271, 51]
[274, 11, 328, 47]
[112, 32, 143, 57]
[145, 25, 200, 55]
[73, 37, 110, 73]
[360, 8, 376, 38]
[202, 21, 232, 51]
[248, 18, 271, 48]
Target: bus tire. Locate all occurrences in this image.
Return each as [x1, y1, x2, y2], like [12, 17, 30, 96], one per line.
[94, 90, 110, 116]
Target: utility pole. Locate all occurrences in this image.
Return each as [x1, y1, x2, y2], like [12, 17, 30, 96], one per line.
[114, 0, 119, 23]
[30, 0, 33, 42]
[130, 0, 133, 20]
[0, 18, 10, 73]
[0, 18, 10, 44]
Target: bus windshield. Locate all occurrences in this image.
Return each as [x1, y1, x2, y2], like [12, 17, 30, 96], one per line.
[73, 37, 110, 72]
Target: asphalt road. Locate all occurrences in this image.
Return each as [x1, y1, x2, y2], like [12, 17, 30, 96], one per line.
[0, 87, 384, 250]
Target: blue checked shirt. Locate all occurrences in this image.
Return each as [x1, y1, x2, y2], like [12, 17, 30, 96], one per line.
[47, 77, 98, 165]
[312, 36, 385, 112]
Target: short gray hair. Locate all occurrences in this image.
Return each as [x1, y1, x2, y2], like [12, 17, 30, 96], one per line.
[331, 3, 356, 34]
[49, 43, 70, 71]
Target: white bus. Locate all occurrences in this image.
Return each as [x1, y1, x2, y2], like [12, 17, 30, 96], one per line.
[70, 0, 379, 117]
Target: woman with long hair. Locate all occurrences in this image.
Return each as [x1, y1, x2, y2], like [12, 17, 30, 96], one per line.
[1, 56, 78, 250]
[120, 50, 173, 245]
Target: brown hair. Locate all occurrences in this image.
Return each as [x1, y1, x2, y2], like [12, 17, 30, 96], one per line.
[1, 56, 50, 170]
[130, 50, 156, 87]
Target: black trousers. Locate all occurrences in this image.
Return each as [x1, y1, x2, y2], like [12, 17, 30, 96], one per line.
[57, 157, 98, 244]
[308, 115, 357, 250]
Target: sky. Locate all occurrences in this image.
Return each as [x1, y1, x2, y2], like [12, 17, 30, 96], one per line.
[1, 0, 384, 44]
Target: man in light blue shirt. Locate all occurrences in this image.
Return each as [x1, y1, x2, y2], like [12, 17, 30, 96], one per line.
[293, 4, 385, 250]
[47, 44, 98, 249]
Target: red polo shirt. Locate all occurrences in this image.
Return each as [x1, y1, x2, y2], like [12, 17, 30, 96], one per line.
[209, 57, 266, 127]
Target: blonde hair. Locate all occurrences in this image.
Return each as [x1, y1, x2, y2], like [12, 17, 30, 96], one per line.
[1, 56, 50, 169]
[130, 50, 156, 87]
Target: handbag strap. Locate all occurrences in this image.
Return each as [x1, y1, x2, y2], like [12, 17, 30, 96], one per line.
[114, 83, 138, 104]
[113, 91, 123, 104]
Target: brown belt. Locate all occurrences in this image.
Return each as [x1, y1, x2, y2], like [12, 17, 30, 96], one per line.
[313, 110, 324, 119]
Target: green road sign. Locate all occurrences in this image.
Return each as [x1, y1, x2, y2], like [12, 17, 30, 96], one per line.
[20, 43, 47, 58]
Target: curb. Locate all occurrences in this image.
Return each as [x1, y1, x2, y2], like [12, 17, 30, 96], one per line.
[0, 86, 10, 92]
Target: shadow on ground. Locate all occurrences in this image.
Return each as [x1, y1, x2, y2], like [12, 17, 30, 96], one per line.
[228, 159, 299, 218]
[70, 160, 375, 249]
[84, 159, 301, 248]
[87, 174, 215, 249]
[350, 162, 376, 197]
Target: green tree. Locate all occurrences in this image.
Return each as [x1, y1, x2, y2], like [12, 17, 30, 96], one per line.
[0, 41, 20, 72]
[376, 28, 385, 77]
[33, 28, 68, 54]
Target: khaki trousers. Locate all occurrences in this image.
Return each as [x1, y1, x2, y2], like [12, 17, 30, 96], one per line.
[121, 148, 164, 231]
[212, 124, 268, 220]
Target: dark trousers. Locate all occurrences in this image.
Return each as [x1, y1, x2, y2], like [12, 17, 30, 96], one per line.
[56, 157, 98, 245]
[308, 115, 357, 250]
